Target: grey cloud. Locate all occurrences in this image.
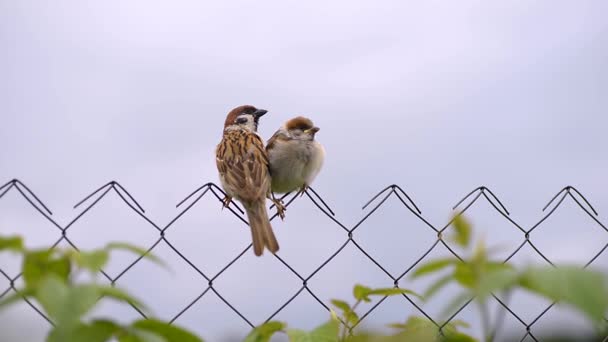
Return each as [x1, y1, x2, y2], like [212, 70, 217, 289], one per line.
[1, 1, 607, 341]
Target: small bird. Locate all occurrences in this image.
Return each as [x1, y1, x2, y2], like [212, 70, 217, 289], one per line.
[266, 116, 325, 196]
[215, 105, 284, 256]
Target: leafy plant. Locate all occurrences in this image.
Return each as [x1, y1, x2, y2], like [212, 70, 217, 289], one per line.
[0, 236, 203, 342]
[243, 318, 339, 342]
[2, 212, 607, 342]
[332, 284, 422, 340]
[244, 283, 474, 342]
[412, 215, 608, 341]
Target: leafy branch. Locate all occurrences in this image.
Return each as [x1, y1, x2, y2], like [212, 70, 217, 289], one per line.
[0, 236, 202, 342]
[412, 215, 608, 341]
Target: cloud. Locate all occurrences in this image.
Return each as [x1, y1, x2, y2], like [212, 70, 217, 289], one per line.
[1, 1, 607, 340]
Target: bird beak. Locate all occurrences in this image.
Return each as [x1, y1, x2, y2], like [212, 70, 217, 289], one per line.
[306, 127, 320, 134]
[253, 109, 268, 118]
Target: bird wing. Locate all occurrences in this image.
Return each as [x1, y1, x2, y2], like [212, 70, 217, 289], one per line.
[216, 130, 271, 202]
[265, 130, 290, 153]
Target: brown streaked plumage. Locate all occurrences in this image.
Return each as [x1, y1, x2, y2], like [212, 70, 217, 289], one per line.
[216, 105, 282, 256]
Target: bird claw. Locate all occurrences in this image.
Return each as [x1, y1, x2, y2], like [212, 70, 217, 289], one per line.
[272, 198, 286, 220]
[221, 196, 232, 210]
[295, 185, 308, 198]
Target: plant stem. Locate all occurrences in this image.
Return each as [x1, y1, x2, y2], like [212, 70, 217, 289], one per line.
[488, 291, 511, 341]
[340, 300, 362, 342]
[478, 301, 492, 342]
[351, 299, 362, 313]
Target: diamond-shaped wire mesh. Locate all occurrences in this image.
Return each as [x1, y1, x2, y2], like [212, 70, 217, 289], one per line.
[0, 179, 607, 342]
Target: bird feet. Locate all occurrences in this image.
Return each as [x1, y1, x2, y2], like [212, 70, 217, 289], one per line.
[271, 197, 286, 220]
[295, 184, 309, 198]
[221, 195, 232, 210]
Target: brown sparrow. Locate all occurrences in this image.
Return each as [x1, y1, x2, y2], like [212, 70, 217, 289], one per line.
[215, 105, 284, 256]
[266, 116, 325, 196]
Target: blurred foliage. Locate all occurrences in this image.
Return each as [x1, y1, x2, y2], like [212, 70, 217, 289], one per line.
[0, 236, 202, 342]
[1, 214, 607, 342]
[413, 215, 608, 341]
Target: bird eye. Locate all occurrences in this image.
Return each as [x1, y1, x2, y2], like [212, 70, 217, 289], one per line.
[235, 117, 248, 124]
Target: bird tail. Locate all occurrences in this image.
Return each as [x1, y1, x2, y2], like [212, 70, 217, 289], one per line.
[245, 201, 279, 256]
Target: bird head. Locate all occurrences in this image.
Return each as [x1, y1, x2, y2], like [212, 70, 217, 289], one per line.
[224, 105, 268, 132]
[283, 116, 320, 141]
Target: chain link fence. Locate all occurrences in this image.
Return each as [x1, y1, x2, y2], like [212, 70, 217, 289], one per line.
[0, 179, 607, 341]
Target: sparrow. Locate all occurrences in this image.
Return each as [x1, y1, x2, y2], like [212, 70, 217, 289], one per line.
[215, 105, 284, 256]
[266, 116, 325, 196]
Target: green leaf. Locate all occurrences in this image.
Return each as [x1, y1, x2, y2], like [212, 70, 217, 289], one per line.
[75, 320, 121, 342]
[311, 318, 340, 339]
[244, 321, 286, 342]
[60, 285, 102, 324]
[346, 311, 360, 326]
[471, 238, 488, 265]
[387, 322, 408, 330]
[132, 319, 203, 342]
[452, 260, 517, 299]
[411, 259, 456, 278]
[353, 284, 372, 302]
[451, 215, 471, 248]
[443, 331, 478, 342]
[439, 292, 472, 321]
[520, 266, 608, 324]
[119, 327, 167, 342]
[475, 266, 519, 300]
[74, 249, 110, 273]
[343, 332, 379, 342]
[399, 316, 437, 331]
[443, 320, 476, 342]
[287, 330, 308, 342]
[346, 331, 423, 342]
[50, 320, 121, 342]
[330, 299, 351, 313]
[0, 288, 35, 309]
[97, 286, 147, 312]
[35, 275, 69, 321]
[47, 327, 71, 342]
[445, 320, 470, 329]
[37, 276, 101, 325]
[367, 287, 422, 300]
[0, 236, 24, 252]
[331, 299, 359, 325]
[387, 316, 476, 342]
[423, 274, 453, 300]
[287, 319, 339, 342]
[23, 250, 71, 288]
[484, 261, 512, 273]
[453, 263, 475, 288]
[390, 316, 439, 341]
[106, 243, 165, 267]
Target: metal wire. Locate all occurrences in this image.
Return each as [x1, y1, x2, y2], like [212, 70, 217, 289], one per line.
[0, 179, 607, 341]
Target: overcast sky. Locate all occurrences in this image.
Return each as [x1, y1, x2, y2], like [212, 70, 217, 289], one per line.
[1, 1, 607, 341]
